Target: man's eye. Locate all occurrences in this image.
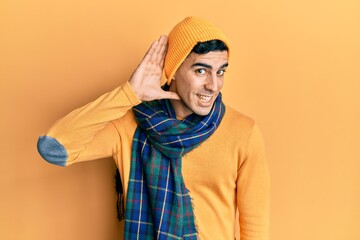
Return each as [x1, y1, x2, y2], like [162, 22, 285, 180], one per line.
[217, 70, 226, 76]
[195, 69, 207, 75]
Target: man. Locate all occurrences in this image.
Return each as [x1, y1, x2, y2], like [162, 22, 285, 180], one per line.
[38, 16, 270, 240]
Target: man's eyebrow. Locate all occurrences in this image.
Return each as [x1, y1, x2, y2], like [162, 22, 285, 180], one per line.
[191, 63, 212, 69]
[220, 63, 229, 69]
[191, 62, 229, 69]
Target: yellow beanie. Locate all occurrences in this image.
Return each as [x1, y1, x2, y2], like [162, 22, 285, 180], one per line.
[164, 16, 230, 85]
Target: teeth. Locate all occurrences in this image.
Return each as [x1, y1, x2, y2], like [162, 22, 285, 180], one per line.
[197, 94, 212, 103]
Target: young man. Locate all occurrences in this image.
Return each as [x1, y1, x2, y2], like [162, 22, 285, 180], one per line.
[38, 17, 270, 240]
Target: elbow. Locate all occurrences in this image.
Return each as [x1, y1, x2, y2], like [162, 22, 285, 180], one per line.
[37, 136, 68, 167]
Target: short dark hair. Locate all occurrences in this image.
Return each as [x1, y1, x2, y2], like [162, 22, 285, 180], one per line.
[191, 40, 228, 54]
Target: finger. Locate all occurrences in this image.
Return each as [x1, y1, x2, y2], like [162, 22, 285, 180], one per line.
[151, 35, 166, 63]
[142, 40, 159, 63]
[159, 48, 167, 68]
[156, 35, 168, 65]
[158, 36, 168, 67]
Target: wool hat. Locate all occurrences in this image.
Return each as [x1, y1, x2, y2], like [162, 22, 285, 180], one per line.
[164, 16, 231, 85]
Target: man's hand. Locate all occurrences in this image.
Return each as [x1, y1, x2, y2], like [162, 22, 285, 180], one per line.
[128, 35, 180, 102]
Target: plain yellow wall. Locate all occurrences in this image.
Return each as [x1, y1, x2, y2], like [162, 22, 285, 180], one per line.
[1, 0, 359, 239]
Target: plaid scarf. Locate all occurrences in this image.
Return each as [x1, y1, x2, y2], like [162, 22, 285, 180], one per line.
[124, 94, 225, 240]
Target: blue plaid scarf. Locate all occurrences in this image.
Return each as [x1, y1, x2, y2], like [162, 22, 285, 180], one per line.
[124, 94, 225, 240]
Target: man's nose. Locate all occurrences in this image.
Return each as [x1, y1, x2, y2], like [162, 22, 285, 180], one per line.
[205, 74, 219, 92]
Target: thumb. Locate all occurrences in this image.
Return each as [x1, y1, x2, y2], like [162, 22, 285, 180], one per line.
[158, 90, 180, 100]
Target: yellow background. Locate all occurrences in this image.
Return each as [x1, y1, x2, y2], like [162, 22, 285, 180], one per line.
[1, 0, 359, 239]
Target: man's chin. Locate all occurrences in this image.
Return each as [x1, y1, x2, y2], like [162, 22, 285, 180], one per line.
[193, 106, 213, 116]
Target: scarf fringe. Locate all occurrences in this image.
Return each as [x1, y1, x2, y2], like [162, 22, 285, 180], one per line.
[188, 189, 201, 240]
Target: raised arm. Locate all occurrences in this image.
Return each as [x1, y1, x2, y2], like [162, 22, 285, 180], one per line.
[37, 35, 178, 167]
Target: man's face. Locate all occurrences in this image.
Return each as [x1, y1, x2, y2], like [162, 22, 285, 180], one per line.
[169, 50, 228, 119]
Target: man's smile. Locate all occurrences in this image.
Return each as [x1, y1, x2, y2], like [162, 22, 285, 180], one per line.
[196, 93, 213, 103]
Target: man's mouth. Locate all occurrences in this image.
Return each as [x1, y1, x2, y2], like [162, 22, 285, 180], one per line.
[196, 93, 212, 103]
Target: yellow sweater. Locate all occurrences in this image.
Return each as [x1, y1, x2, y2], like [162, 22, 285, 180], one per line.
[38, 82, 270, 240]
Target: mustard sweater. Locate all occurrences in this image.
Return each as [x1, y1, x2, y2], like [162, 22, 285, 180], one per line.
[37, 82, 270, 240]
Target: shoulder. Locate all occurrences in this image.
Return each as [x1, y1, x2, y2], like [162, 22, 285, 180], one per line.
[112, 109, 138, 137]
[221, 105, 255, 132]
[215, 105, 258, 148]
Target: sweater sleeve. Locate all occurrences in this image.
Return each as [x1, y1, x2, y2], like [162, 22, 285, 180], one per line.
[237, 124, 270, 240]
[37, 82, 141, 166]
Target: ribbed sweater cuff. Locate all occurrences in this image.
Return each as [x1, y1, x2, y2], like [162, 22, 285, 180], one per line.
[121, 81, 142, 106]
